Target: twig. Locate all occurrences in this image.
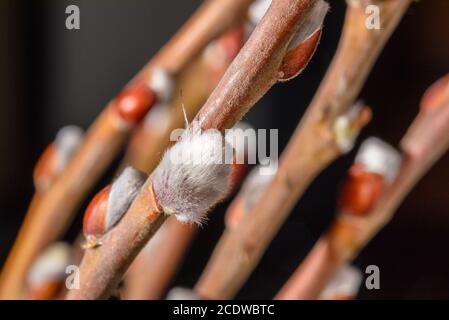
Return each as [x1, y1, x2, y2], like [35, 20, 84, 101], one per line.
[123, 122, 251, 300]
[0, 127, 83, 299]
[124, 24, 245, 174]
[275, 73, 449, 299]
[0, 0, 253, 299]
[194, 0, 410, 300]
[123, 217, 198, 300]
[67, 0, 322, 300]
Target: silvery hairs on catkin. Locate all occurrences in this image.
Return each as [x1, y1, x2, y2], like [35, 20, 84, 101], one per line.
[152, 123, 233, 225]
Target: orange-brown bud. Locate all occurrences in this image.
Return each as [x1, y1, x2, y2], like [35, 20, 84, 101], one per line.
[27, 280, 62, 300]
[338, 164, 384, 216]
[279, 28, 322, 81]
[217, 25, 245, 61]
[83, 185, 111, 236]
[115, 83, 156, 123]
[33, 144, 56, 192]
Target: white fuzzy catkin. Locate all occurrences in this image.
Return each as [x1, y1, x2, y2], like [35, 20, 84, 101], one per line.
[166, 287, 201, 300]
[149, 67, 175, 102]
[355, 137, 402, 184]
[106, 166, 147, 231]
[27, 242, 71, 288]
[152, 125, 233, 225]
[54, 125, 84, 172]
[319, 264, 363, 300]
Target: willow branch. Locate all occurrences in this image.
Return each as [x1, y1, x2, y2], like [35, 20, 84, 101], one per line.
[67, 0, 320, 300]
[122, 28, 245, 299]
[276, 73, 449, 300]
[194, 0, 411, 300]
[0, 0, 253, 300]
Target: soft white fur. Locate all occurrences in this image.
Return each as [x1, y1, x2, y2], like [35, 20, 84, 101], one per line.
[106, 166, 146, 231]
[153, 125, 232, 225]
[355, 137, 402, 184]
[27, 242, 71, 287]
[149, 67, 175, 102]
[319, 264, 363, 300]
[54, 125, 84, 172]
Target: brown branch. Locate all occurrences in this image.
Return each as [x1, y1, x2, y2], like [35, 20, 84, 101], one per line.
[124, 25, 245, 174]
[66, 0, 320, 300]
[194, 0, 411, 300]
[275, 73, 449, 300]
[0, 0, 253, 300]
[123, 217, 198, 300]
[122, 28, 245, 299]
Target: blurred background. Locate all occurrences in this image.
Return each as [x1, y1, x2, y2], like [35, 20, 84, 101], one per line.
[1, 0, 449, 299]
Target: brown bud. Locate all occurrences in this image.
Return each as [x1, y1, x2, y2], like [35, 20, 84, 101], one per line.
[338, 164, 384, 216]
[115, 83, 156, 123]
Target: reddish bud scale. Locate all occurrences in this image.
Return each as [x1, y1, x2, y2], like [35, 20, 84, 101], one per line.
[338, 164, 384, 216]
[115, 83, 156, 123]
[33, 144, 56, 191]
[279, 28, 322, 81]
[27, 280, 62, 300]
[217, 25, 245, 61]
[83, 185, 111, 236]
[421, 73, 449, 112]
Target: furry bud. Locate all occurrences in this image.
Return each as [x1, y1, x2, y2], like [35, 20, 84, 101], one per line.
[152, 125, 233, 225]
[319, 265, 363, 300]
[339, 138, 401, 216]
[33, 126, 83, 192]
[26, 242, 71, 300]
[83, 167, 146, 238]
[355, 137, 402, 184]
[148, 67, 175, 103]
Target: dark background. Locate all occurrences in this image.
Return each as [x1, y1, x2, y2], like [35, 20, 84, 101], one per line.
[1, 0, 449, 299]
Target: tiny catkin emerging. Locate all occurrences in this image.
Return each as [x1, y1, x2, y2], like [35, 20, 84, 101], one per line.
[355, 137, 402, 184]
[319, 264, 363, 300]
[53, 126, 84, 172]
[153, 124, 233, 225]
[27, 242, 71, 291]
